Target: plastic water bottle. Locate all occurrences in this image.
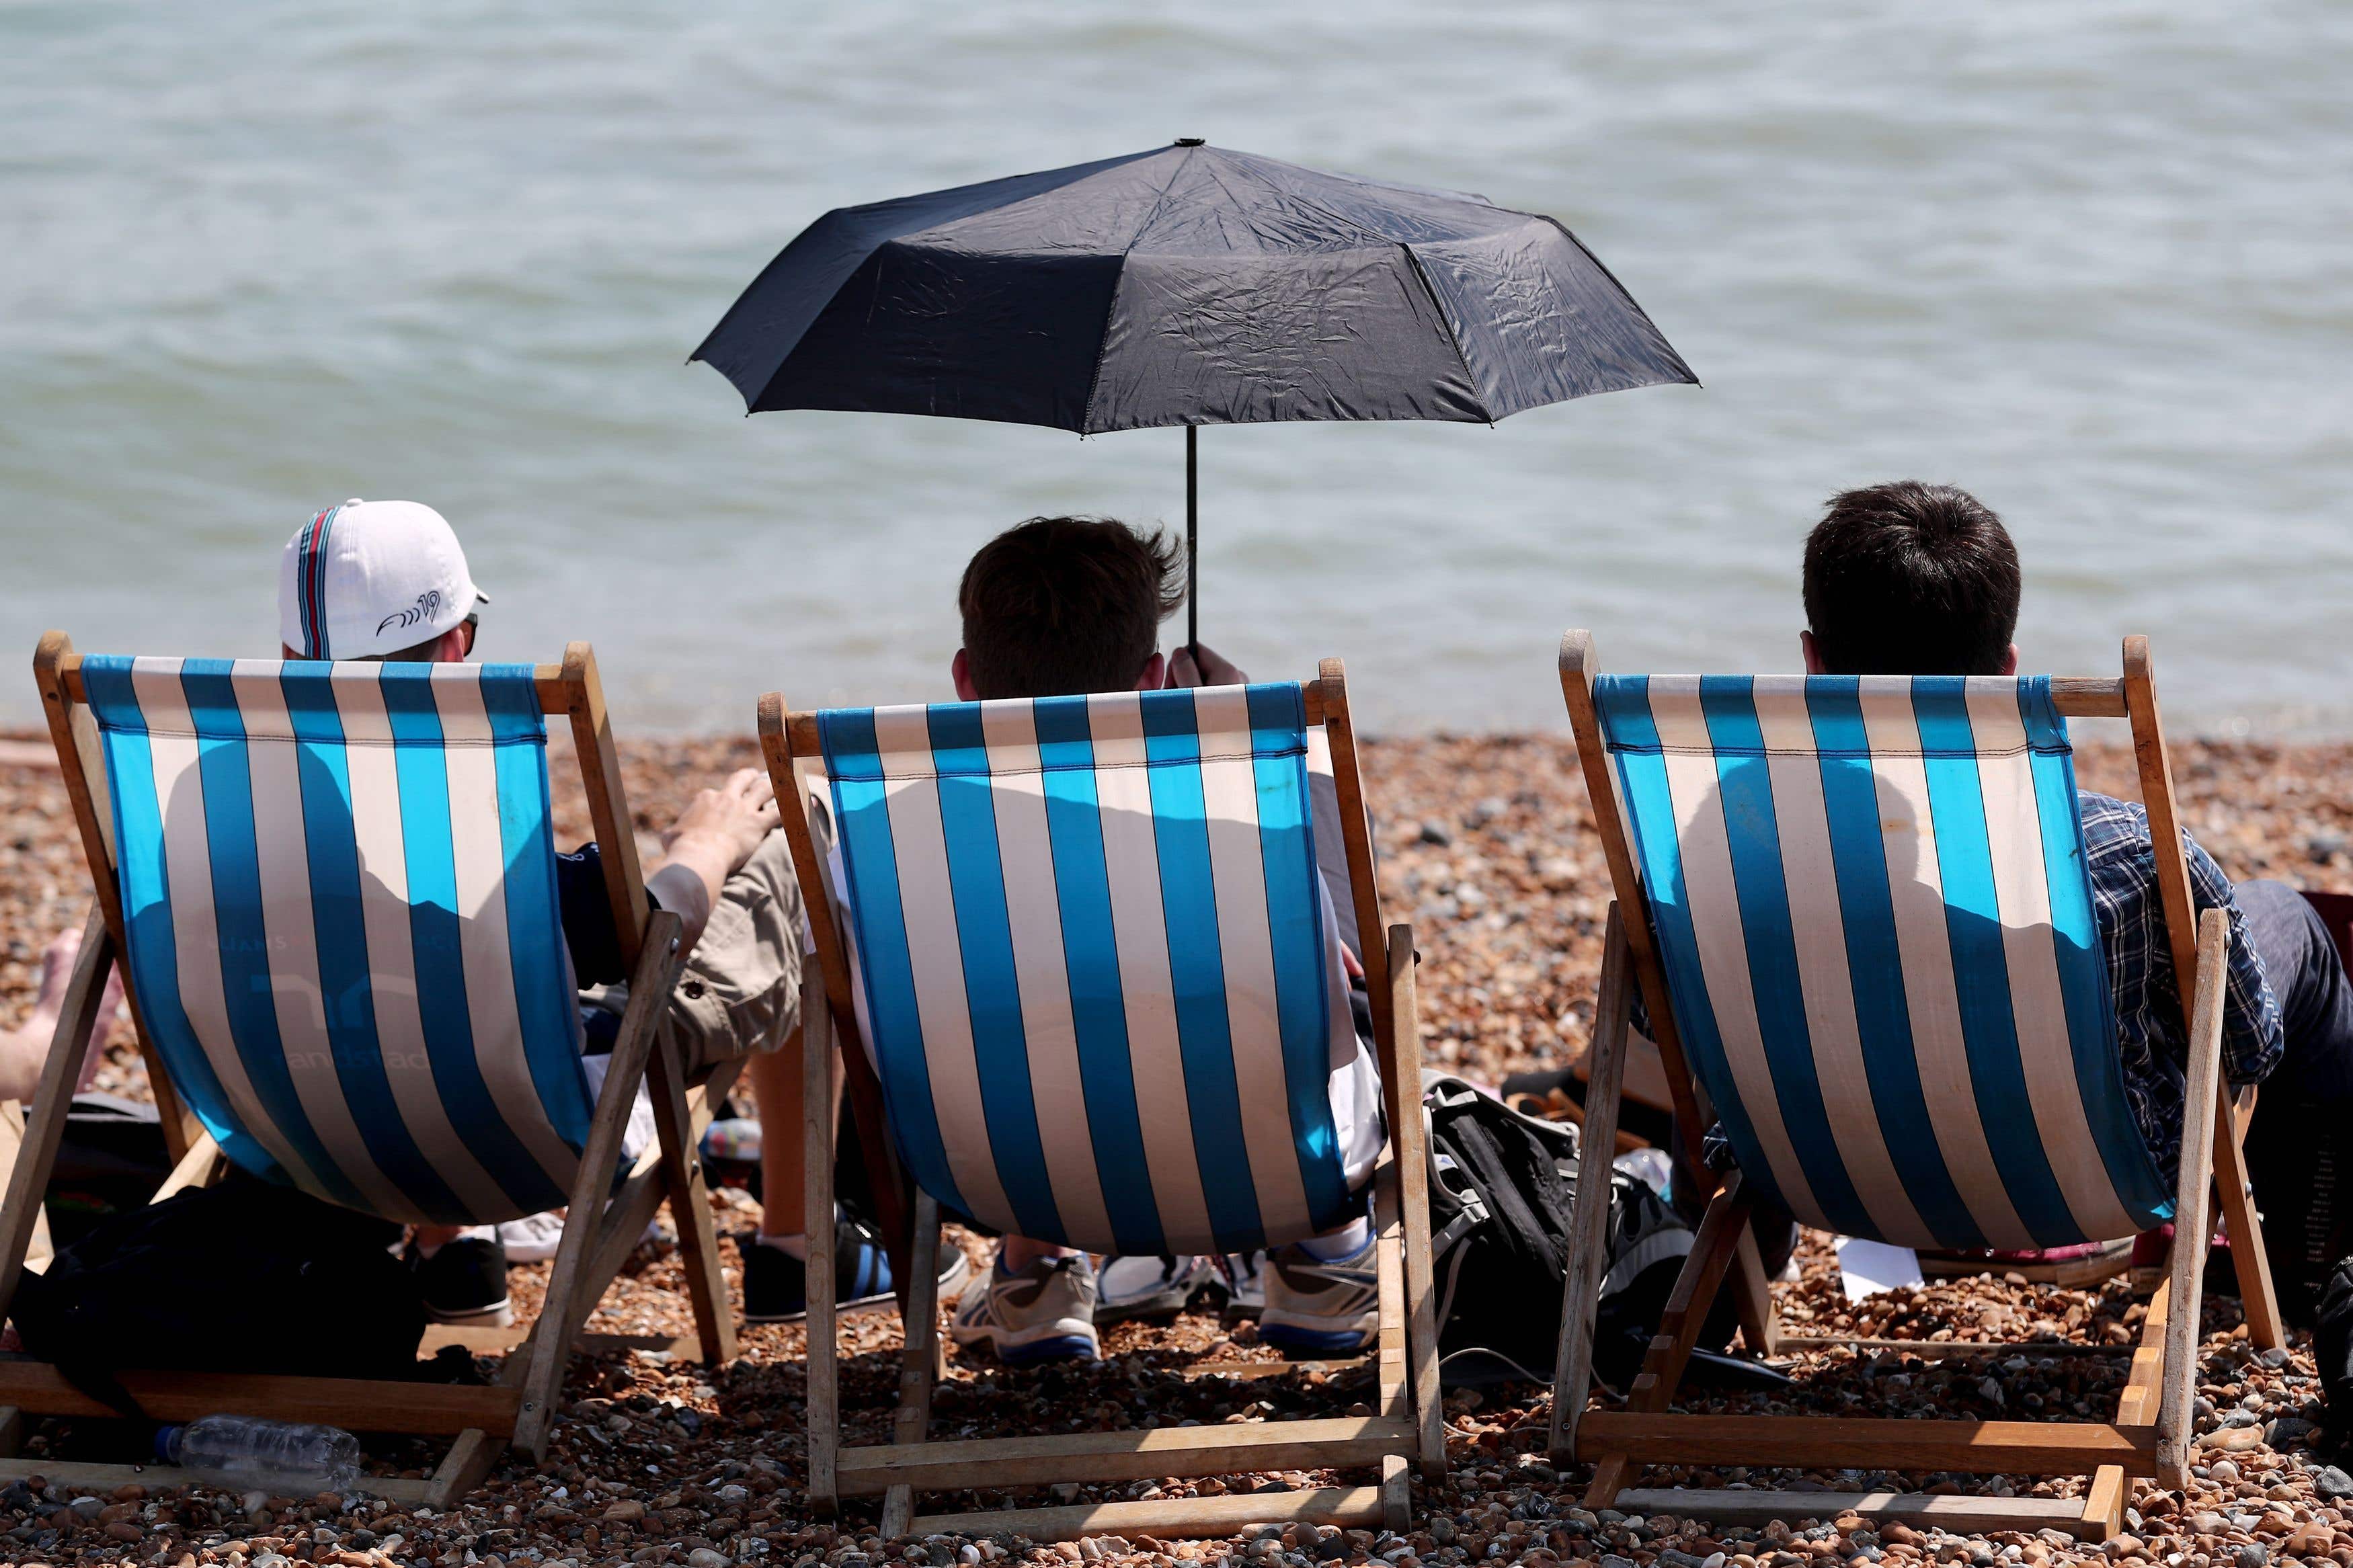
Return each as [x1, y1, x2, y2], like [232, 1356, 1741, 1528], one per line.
[700, 1117, 762, 1163]
[156, 1415, 361, 1495]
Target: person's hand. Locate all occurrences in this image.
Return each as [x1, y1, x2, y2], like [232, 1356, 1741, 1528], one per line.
[662, 768, 781, 878]
[1167, 642, 1248, 689]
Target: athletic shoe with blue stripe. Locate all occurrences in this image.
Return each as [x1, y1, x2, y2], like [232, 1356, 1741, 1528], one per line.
[742, 1219, 941, 1324]
[1587, 672, 2175, 1250]
[950, 1253, 1101, 1364]
[1259, 1236, 1378, 1356]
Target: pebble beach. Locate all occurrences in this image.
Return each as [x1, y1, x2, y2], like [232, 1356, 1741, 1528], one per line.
[3, 728, 2352, 1568]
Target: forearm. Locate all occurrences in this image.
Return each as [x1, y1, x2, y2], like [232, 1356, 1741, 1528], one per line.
[646, 833, 735, 953]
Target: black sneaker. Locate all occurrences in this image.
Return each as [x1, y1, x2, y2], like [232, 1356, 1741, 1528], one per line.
[742, 1222, 975, 1325]
[409, 1237, 512, 1327]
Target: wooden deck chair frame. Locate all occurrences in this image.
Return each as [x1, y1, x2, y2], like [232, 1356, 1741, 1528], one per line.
[758, 659, 1446, 1542]
[3, 632, 743, 1507]
[1546, 632, 2282, 1541]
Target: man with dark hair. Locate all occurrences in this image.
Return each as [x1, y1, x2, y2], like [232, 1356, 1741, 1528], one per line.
[904, 515, 1386, 1364]
[953, 514, 1189, 700]
[1800, 481, 2021, 678]
[1800, 483, 2353, 1303]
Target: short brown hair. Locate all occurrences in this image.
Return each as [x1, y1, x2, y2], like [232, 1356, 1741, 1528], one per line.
[1802, 483, 2021, 676]
[957, 517, 1184, 699]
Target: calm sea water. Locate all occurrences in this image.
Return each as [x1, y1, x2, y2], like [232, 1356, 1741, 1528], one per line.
[5, 3, 2350, 735]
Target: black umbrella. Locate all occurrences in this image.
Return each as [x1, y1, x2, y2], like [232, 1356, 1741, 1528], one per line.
[692, 140, 1696, 650]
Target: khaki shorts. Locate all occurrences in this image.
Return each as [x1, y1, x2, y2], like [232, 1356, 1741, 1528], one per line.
[665, 828, 805, 1072]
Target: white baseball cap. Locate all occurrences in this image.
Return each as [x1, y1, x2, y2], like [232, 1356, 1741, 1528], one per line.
[277, 499, 488, 661]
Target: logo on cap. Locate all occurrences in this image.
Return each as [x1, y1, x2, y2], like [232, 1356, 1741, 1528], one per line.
[377, 590, 445, 638]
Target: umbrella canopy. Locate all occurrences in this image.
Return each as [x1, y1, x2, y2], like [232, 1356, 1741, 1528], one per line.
[691, 140, 1696, 431]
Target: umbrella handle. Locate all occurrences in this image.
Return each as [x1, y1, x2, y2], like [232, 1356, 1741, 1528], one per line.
[1186, 423, 1199, 665]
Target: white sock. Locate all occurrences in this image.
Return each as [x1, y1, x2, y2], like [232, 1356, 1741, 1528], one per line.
[757, 1232, 809, 1261]
[1297, 1216, 1372, 1262]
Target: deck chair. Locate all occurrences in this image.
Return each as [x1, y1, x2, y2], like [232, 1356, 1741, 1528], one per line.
[757, 663, 1445, 1542]
[5, 634, 740, 1505]
[1546, 631, 2282, 1541]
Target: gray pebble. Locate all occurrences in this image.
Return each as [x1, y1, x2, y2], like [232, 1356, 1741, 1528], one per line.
[1657, 1552, 1708, 1568]
[2260, 1347, 2291, 1368]
[2264, 1416, 2315, 1447]
[2235, 1546, 2268, 1568]
[1600, 1557, 1638, 1568]
[2317, 1465, 2353, 1500]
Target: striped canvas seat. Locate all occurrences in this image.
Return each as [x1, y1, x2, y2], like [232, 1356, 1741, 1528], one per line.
[815, 682, 1361, 1258]
[1589, 673, 2173, 1251]
[81, 656, 599, 1225]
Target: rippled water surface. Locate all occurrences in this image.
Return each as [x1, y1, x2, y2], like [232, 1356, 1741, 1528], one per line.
[5, 3, 2350, 734]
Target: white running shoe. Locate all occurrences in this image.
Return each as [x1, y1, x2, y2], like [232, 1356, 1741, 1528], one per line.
[950, 1253, 1101, 1364]
[493, 1211, 568, 1264]
[1259, 1235, 1378, 1356]
[1094, 1254, 1211, 1323]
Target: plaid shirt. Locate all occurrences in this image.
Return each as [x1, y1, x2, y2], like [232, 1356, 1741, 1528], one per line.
[2079, 790, 2280, 1185]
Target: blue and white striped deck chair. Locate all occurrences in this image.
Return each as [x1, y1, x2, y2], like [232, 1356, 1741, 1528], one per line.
[14, 634, 731, 1505]
[1551, 631, 2280, 1535]
[760, 664, 1445, 1541]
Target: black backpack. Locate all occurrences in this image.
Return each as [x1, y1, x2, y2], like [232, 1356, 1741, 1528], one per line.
[1423, 1075, 1789, 1392]
[12, 1175, 436, 1422]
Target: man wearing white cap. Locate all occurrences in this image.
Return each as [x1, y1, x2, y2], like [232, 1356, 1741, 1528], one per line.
[273, 500, 940, 1326]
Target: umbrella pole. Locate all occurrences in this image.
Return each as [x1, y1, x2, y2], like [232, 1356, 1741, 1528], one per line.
[1185, 423, 1199, 665]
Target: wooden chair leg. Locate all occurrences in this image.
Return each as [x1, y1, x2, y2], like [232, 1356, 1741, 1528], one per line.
[2154, 910, 2231, 1488]
[513, 912, 687, 1458]
[1728, 1231, 1782, 1358]
[1371, 1165, 1414, 1533]
[647, 1030, 737, 1366]
[2082, 1275, 2169, 1542]
[0, 906, 115, 1321]
[1584, 1173, 1752, 1508]
[2212, 1084, 2282, 1350]
[1552, 905, 1632, 1465]
[881, 1192, 945, 1539]
[1384, 923, 1445, 1483]
[150, 1129, 225, 1204]
[803, 972, 842, 1516]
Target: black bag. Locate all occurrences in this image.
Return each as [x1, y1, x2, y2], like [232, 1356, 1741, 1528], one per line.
[2313, 1255, 2353, 1435]
[42, 1094, 174, 1251]
[11, 1175, 430, 1421]
[1425, 1073, 1583, 1381]
[1424, 1075, 1790, 1392]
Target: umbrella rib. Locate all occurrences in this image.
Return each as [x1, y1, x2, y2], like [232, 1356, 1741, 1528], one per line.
[1533, 216, 1702, 390]
[1396, 242, 1494, 425]
[1077, 143, 1202, 435]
